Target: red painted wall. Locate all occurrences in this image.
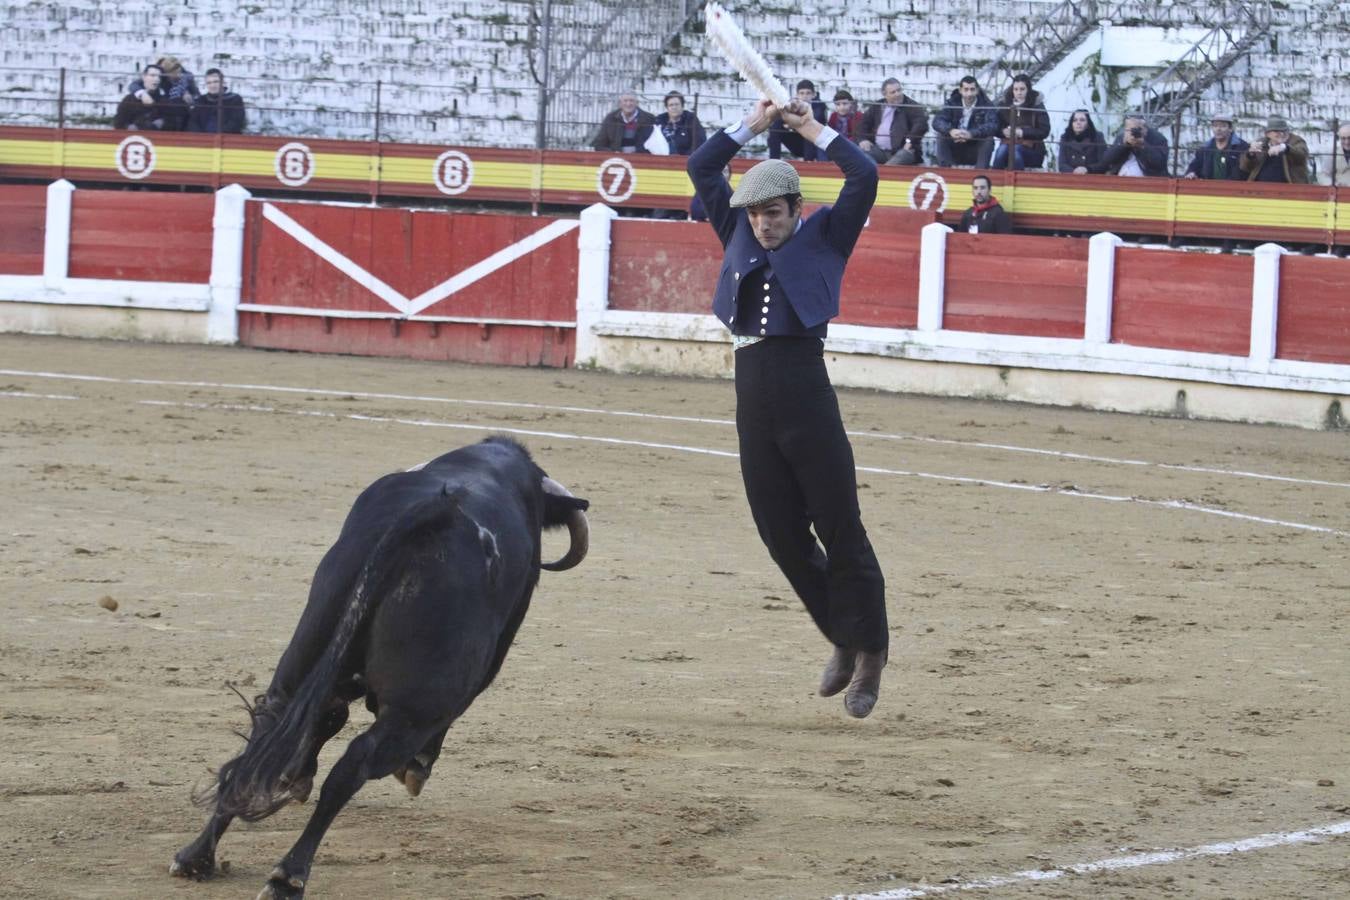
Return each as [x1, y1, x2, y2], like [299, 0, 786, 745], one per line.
[1276, 256, 1350, 364]
[607, 218, 922, 329]
[944, 234, 1089, 337]
[68, 190, 214, 282]
[0, 185, 46, 275]
[1111, 249, 1252, 355]
[608, 220, 722, 314]
[239, 202, 578, 366]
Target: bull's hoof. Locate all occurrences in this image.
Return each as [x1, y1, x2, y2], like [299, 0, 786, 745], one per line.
[169, 850, 215, 880]
[396, 755, 431, 797]
[256, 866, 305, 899]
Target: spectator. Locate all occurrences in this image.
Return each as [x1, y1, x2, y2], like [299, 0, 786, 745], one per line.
[931, 75, 997, 169]
[768, 79, 828, 160]
[112, 64, 172, 131]
[1089, 114, 1170, 177]
[827, 90, 864, 144]
[858, 77, 928, 165]
[655, 91, 706, 156]
[1057, 109, 1106, 174]
[958, 174, 1012, 233]
[187, 68, 246, 134]
[1240, 116, 1310, 183]
[1183, 113, 1248, 180]
[592, 91, 658, 153]
[990, 74, 1050, 170]
[127, 56, 198, 130]
[1327, 123, 1350, 186]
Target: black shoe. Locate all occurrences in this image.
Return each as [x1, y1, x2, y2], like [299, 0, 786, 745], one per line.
[844, 650, 887, 718]
[818, 645, 855, 697]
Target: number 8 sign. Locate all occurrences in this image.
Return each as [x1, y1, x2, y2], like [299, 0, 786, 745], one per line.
[595, 157, 636, 204]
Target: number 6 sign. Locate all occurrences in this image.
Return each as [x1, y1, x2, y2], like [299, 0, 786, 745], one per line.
[433, 150, 474, 195]
[595, 157, 637, 204]
[907, 172, 949, 213]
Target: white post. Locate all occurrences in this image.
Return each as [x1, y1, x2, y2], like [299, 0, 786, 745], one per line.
[207, 183, 251, 344]
[574, 202, 617, 367]
[42, 179, 75, 288]
[1084, 231, 1123, 344]
[1248, 242, 1285, 371]
[917, 221, 951, 332]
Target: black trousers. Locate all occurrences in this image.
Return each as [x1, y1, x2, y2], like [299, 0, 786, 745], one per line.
[734, 338, 888, 653]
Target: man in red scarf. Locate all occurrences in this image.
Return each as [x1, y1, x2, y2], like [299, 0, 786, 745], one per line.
[958, 174, 1012, 233]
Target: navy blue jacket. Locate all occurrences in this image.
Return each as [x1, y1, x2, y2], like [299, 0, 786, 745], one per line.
[687, 129, 878, 330]
[931, 88, 999, 140]
[1093, 128, 1171, 176]
[1184, 135, 1250, 180]
[188, 91, 247, 134]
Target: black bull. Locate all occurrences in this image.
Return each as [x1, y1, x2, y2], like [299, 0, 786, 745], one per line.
[171, 437, 589, 899]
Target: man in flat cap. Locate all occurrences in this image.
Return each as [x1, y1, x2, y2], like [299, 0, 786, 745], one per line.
[687, 98, 888, 719]
[1241, 115, 1310, 183]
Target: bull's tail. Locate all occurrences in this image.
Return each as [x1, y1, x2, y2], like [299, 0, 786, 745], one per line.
[209, 488, 460, 822]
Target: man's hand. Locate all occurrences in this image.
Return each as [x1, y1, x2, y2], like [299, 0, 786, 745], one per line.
[780, 99, 824, 144]
[1184, 172, 1198, 179]
[743, 98, 779, 136]
[950, 128, 970, 142]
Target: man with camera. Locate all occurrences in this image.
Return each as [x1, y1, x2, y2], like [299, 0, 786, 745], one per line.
[1088, 114, 1169, 177]
[1240, 116, 1310, 184]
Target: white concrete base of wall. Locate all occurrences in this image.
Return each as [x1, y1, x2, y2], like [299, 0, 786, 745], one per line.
[0, 302, 213, 344]
[590, 333, 1348, 431]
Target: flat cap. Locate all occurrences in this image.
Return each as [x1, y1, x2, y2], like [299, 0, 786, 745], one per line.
[1210, 111, 1235, 124]
[1264, 115, 1290, 132]
[730, 159, 800, 208]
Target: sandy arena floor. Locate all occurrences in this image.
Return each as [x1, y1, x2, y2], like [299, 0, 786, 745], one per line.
[0, 334, 1346, 900]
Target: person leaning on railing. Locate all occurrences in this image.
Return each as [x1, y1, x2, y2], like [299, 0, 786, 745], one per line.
[1183, 113, 1248, 181]
[1057, 109, 1106, 174]
[1325, 124, 1350, 186]
[112, 63, 178, 131]
[931, 75, 998, 169]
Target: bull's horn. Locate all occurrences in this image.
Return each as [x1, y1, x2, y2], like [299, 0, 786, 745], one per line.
[541, 477, 589, 571]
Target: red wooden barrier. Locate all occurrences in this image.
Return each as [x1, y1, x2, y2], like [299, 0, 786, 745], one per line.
[607, 219, 921, 328]
[1276, 256, 1350, 364]
[944, 234, 1088, 337]
[1112, 249, 1252, 355]
[0, 185, 46, 275]
[608, 220, 722, 314]
[239, 202, 578, 366]
[68, 190, 214, 282]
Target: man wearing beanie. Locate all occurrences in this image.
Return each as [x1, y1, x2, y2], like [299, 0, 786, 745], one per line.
[686, 98, 889, 719]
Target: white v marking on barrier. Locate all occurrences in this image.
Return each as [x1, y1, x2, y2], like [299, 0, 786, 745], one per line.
[260, 203, 580, 318]
[406, 218, 580, 316]
[262, 203, 409, 314]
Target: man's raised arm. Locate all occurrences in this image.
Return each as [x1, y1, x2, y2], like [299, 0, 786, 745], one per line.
[779, 99, 878, 256]
[688, 100, 779, 247]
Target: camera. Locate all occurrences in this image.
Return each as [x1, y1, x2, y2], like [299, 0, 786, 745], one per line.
[1129, 126, 1145, 139]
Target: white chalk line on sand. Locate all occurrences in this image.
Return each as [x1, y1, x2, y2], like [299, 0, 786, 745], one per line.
[127, 397, 1347, 538]
[2, 368, 1346, 491]
[833, 819, 1350, 899]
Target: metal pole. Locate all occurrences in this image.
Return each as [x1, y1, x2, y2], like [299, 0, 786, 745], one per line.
[374, 79, 382, 143]
[1331, 116, 1340, 186]
[58, 66, 66, 130]
[534, 0, 554, 151]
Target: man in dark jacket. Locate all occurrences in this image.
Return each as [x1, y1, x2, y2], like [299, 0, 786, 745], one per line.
[592, 91, 657, 153]
[958, 175, 1012, 233]
[931, 76, 997, 168]
[113, 63, 176, 131]
[1184, 113, 1248, 180]
[687, 98, 889, 719]
[1090, 115, 1170, 177]
[187, 68, 246, 134]
[768, 79, 828, 160]
[858, 77, 928, 165]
